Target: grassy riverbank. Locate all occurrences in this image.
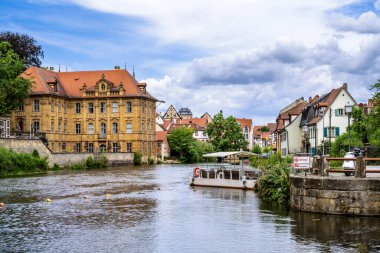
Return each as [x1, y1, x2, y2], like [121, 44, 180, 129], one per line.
[0, 147, 109, 177]
[0, 147, 49, 177]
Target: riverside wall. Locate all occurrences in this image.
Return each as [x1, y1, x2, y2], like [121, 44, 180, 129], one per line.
[290, 175, 380, 216]
[0, 138, 134, 166]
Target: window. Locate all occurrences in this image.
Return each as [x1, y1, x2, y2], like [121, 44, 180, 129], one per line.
[244, 126, 249, 140]
[309, 127, 316, 139]
[112, 122, 118, 134]
[75, 143, 81, 153]
[101, 123, 106, 135]
[335, 108, 344, 116]
[88, 143, 94, 153]
[142, 122, 145, 132]
[101, 83, 106, 90]
[88, 123, 94, 134]
[195, 131, 198, 136]
[76, 123, 81, 134]
[33, 121, 40, 133]
[142, 102, 145, 113]
[126, 102, 132, 113]
[100, 102, 106, 113]
[157, 142, 162, 148]
[51, 101, 54, 112]
[324, 127, 340, 138]
[18, 100, 24, 112]
[76, 103, 81, 113]
[280, 132, 287, 142]
[63, 121, 67, 133]
[88, 103, 94, 114]
[113, 143, 118, 152]
[112, 102, 118, 113]
[126, 123, 132, 133]
[64, 102, 67, 113]
[58, 102, 61, 113]
[51, 120, 54, 133]
[127, 143, 132, 152]
[34, 100, 40, 112]
[58, 120, 62, 133]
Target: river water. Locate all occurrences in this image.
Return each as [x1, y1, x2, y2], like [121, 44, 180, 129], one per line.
[1, 164, 380, 253]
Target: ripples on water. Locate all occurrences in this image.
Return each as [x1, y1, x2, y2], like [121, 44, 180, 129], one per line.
[1, 165, 380, 253]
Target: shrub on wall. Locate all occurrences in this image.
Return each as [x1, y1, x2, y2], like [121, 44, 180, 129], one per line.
[134, 151, 142, 165]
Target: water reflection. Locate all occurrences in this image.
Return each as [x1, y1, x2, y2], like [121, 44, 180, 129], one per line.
[290, 211, 380, 252]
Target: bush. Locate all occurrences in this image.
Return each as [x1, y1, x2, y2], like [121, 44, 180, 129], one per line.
[0, 147, 49, 177]
[134, 151, 142, 165]
[148, 156, 154, 164]
[252, 144, 262, 154]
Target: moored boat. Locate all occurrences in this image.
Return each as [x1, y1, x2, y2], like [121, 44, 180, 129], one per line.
[189, 151, 259, 190]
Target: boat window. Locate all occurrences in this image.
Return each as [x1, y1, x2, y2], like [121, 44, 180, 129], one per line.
[232, 171, 240, 180]
[201, 170, 208, 178]
[224, 171, 231, 180]
[219, 173, 223, 179]
[209, 170, 215, 179]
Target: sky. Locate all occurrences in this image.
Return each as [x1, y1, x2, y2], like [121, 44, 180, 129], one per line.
[1, 0, 380, 125]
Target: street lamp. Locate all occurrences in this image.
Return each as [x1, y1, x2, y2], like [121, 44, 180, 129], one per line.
[345, 103, 353, 152]
[319, 109, 325, 155]
[302, 125, 308, 155]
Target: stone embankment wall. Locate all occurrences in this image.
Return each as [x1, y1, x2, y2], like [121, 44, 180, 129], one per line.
[290, 175, 380, 216]
[0, 139, 133, 166]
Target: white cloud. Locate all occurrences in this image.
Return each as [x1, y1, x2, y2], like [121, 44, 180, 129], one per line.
[66, 0, 358, 51]
[375, 0, 380, 10]
[329, 11, 380, 34]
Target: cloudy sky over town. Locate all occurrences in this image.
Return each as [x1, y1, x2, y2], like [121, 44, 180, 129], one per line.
[2, 0, 380, 124]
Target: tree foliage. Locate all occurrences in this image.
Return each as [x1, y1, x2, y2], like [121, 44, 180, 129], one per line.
[350, 80, 380, 145]
[168, 126, 213, 163]
[330, 132, 364, 157]
[258, 126, 269, 132]
[206, 111, 248, 151]
[0, 42, 31, 115]
[0, 31, 44, 67]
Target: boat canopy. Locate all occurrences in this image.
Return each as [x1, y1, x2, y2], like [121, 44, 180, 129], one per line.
[203, 151, 259, 158]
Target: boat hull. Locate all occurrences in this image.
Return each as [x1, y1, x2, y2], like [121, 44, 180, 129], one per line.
[189, 177, 256, 190]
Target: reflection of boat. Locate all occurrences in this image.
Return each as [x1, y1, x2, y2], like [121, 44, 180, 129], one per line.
[189, 151, 259, 190]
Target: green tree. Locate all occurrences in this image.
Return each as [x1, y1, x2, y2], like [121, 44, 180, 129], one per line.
[0, 31, 44, 67]
[351, 106, 368, 143]
[258, 126, 269, 132]
[168, 126, 195, 158]
[206, 111, 248, 151]
[0, 42, 31, 115]
[330, 132, 364, 157]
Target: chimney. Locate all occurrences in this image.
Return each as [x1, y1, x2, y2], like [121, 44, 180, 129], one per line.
[343, 83, 348, 89]
[49, 67, 54, 71]
[308, 96, 312, 103]
[114, 66, 120, 69]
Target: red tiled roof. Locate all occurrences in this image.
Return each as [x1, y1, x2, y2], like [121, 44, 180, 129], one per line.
[179, 118, 208, 128]
[157, 131, 167, 142]
[267, 123, 276, 133]
[22, 66, 157, 100]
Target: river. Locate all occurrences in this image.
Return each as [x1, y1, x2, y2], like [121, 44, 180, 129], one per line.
[1, 164, 379, 253]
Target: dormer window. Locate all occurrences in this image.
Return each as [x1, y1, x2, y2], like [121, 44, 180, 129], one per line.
[101, 83, 106, 90]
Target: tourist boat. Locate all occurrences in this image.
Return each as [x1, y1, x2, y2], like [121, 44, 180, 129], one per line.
[189, 151, 259, 190]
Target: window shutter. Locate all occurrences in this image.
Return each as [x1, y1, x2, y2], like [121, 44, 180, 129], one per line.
[336, 127, 340, 137]
[324, 127, 327, 137]
[335, 109, 338, 116]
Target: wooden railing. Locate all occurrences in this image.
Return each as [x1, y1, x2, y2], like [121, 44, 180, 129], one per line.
[311, 155, 380, 178]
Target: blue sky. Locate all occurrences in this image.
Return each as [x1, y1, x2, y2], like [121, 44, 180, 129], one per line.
[2, 0, 380, 124]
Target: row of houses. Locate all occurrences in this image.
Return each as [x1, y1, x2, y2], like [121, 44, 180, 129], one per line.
[261, 83, 373, 156]
[155, 105, 253, 159]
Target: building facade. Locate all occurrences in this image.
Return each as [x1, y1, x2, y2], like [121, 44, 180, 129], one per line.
[11, 67, 158, 158]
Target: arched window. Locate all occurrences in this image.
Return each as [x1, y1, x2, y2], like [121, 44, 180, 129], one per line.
[101, 83, 106, 90]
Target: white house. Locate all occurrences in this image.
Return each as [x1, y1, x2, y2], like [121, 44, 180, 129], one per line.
[300, 83, 356, 156]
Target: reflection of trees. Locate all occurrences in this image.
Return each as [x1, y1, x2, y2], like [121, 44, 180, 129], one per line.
[290, 211, 380, 252]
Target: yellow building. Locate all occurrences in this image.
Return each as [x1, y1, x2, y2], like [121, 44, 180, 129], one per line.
[11, 66, 158, 158]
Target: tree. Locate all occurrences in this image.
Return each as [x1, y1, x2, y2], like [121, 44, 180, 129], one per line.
[258, 126, 269, 132]
[206, 111, 248, 151]
[351, 106, 368, 143]
[168, 127, 195, 158]
[0, 42, 31, 116]
[330, 132, 363, 157]
[0, 31, 44, 67]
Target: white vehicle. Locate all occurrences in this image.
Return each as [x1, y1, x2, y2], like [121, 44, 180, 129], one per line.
[189, 151, 259, 190]
[343, 152, 356, 176]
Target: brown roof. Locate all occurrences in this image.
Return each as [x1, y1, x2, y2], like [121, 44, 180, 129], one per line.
[157, 131, 168, 142]
[253, 125, 264, 137]
[179, 118, 208, 128]
[236, 118, 252, 130]
[267, 123, 276, 133]
[22, 66, 157, 100]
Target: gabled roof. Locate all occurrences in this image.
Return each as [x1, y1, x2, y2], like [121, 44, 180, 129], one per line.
[179, 118, 208, 128]
[157, 131, 168, 142]
[300, 83, 356, 127]
[276, 98, 307, 131]
[267, 123, 277, 134]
